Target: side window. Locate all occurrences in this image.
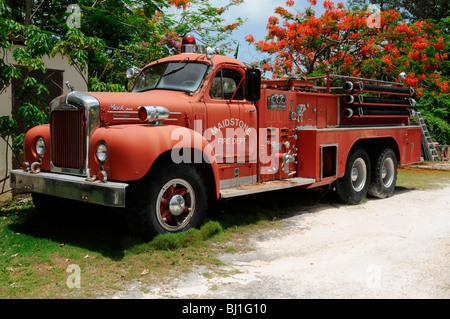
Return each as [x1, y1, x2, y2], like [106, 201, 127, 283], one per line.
[209, 69, 244, 100]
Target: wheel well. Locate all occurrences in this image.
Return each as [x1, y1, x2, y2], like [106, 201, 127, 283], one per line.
[148, 149, 217, 200]
[348, 137, 400, 166]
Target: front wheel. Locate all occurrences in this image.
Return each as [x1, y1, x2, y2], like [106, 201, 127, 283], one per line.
[127, 163, 207, 241]
[336, 149, 371, 205]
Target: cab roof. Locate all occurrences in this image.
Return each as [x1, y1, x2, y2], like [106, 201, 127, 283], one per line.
[143, 53, 247, 69]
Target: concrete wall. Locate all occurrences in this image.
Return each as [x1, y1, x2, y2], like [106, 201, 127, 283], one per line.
[0, 45, 88, 196]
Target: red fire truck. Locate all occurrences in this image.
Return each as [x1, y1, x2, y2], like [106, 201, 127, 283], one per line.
[11, 35, 422, 239]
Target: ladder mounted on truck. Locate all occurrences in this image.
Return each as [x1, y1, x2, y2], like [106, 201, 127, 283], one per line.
[414, 112, 441, 161]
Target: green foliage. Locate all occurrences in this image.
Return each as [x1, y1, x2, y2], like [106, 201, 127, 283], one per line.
[169, 0, 245, 53]
[416, 92, 450, 144]
[438, 17, 450, 77]
[349, 0, 450, 23]
[0, 16, 54, 158]
[89, 78, 126, 93]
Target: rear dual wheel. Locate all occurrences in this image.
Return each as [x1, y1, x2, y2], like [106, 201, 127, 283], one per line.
[336, 147, 398, 205]
[368, 148, 397, 199]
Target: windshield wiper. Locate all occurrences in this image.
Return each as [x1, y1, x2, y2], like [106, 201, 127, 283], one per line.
[162, 57, 190, 78]
[162, 63, 187, 78]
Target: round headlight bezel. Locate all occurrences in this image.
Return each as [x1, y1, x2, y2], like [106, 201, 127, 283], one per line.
[35, 137, 46, 157]
[96, 141, 108, 164]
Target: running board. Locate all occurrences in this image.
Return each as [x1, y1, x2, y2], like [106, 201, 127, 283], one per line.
[219, 177, 316, 199]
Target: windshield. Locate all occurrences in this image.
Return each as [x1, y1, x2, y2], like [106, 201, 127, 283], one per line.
[131, 62, 209, 93]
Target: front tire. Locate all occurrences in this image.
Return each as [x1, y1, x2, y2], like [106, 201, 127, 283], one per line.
[128, 163, 207, 241]
[336, 149, 371, 205]
[368, 148, 397, 199]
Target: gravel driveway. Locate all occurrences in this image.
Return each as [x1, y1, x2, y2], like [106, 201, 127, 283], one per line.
[110, 185, 450, 299]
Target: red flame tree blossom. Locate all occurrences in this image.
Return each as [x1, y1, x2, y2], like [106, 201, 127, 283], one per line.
[246, 0, 448, 95]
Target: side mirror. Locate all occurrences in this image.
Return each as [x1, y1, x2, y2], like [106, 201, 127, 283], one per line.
[245, 69, 261, 102]
[126, 67, 141, 79]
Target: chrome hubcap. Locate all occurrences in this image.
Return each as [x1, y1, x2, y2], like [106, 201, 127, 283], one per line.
[169, 195, 185, 216]
[351, 158, 367, 192]
[381, 157, 395, 188]
[156, 178, 195, 232]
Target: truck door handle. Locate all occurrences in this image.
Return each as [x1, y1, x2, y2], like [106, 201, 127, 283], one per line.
[245, 109, 255, 113]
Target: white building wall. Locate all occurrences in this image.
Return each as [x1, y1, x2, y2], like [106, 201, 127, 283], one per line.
[0, 45, 88, 196]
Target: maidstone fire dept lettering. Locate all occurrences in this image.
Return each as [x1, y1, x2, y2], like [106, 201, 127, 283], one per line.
[209, 118, 252, 146]
[210, 118, 252, 137]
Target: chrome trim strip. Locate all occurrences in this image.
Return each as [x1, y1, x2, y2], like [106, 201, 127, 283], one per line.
[296, 125, 420, 131]
[11, 169, 127, 207]
[318, 125, 416, 131]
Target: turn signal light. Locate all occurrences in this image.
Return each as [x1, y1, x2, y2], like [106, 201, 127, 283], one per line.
[97, 170, 108, 182]
[22, 162, 30, 172]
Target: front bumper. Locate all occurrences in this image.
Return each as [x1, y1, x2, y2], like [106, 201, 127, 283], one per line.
[10, 169, 128, 207]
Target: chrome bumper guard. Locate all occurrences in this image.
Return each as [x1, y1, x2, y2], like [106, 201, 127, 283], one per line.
[10, 169, 128, 207]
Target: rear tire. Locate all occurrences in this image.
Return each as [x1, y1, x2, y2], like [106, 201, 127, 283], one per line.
[368, 148, 397, 199]
[336, 149, 371, 205]
[127, 163, 207, 241]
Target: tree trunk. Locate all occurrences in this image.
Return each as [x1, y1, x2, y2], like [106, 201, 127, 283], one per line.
[24, 0, 32, 28]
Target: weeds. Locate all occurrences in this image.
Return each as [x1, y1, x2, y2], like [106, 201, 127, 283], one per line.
[150, 222, 223, 251]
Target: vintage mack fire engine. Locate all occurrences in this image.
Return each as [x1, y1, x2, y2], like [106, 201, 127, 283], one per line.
[11, 35, 422, 239]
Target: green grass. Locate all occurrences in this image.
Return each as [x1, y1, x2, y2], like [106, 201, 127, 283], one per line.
[1, 166, 448, 298]
[397, 166, 450, 190]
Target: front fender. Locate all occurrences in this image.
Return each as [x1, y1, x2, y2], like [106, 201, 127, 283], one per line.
[89, 124, 220, 197]
[23, 124, 51, 171]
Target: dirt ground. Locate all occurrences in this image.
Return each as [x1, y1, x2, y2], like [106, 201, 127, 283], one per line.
[107, 182, 450, 299]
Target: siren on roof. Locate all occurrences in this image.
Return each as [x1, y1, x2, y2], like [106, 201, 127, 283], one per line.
[181, 34, 197, 53]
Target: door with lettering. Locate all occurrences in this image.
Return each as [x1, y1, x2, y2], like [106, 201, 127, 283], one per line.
[204, 67, 256, 164]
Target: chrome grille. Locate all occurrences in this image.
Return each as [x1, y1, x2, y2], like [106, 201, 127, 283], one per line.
[51, 109, 85, 169]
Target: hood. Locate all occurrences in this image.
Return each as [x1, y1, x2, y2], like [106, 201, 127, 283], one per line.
[86, 90, 193, 125]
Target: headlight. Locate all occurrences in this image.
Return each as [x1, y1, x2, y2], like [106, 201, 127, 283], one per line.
[35, 137, 46, 157]
[96, 141, 108, 163]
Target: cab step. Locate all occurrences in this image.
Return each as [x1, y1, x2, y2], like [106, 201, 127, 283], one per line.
[219, 177, 315, 199]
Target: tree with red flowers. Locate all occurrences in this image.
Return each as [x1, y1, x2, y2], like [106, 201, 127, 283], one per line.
[246, 0, 448, 95]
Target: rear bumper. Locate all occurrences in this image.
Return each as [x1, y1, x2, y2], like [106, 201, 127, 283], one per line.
[10, 169, 128, 207]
